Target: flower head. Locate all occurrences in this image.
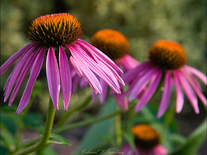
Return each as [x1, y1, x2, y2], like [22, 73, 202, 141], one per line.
[124, 40, 207, 118]
[120, 125, 168, 155]
[72, 29, 139, 109]
[0, 14, 124, 114]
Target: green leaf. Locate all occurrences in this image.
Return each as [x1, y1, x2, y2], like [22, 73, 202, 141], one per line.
[0, 145, 8, 155]
[74, 97, 116, 155]
[0, 113, 21, 136]
[47, 133, 71, 146]
[23, 113, 43, 130]
[170, 118, 206, 155]
[37, 145, 58, 155]
[169, 133, 186, 144]
[0, 123, 15, 148]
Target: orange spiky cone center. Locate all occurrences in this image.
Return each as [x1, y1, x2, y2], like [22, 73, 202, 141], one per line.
[91, 29, 129, 60]
[149, 40, 187, 70]
[29, 13, 83, 47]
[132, 125, 160, 149]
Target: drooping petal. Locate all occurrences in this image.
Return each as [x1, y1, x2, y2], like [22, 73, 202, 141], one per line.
[77, 39, 123, 74]
[135, 70, 162, 112]
[129, 67, 159, 101]
[173, 70, 184, 113]
[67, 45, 102, 94]
[70, 57, 83, 76]
[98, 60, 124, 87]
[123, 61, 152, 84]
[70, 44, 122, 93]
[80, 77, 88, 88]
[190, 73, 202, 91]
[59, 46, 72, 110]
[114, 93, 128, 111]
[185, 65, 207, 85]
[0, 43, 34, 75]
[8, 49, 39, 105]
[46, 47, 60, 110]
[154, 144, 168, 155]
[121, 67, 149, 99]
[91, 89, 97, 103]
[99, 79, 108, 104]
[4, 47, 35, 102]
[77, 40, 125, 86]
[72, 74, 81, 94]
[16, 47, 45, 114]
[176, 70, 199, 114]
[157, 71, 172, 118]
[116, 54, 139, 71]
[181, 69, 207, 106]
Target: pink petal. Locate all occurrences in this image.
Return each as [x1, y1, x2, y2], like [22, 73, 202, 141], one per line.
[180, 69, 207, 106]
[190, 73, 202, 91]
[91, 89, 97, 103]
[154, 145, 168, 155]
[80, 77, 88, 88]
[121, 67, 149, 99]
[123, 61, 152, 83]
[116, 54, 139, 71]
[135, 70, 162, 112]
[176, 70, 199, 114]
[0, 43, 34, 75]
[173, 70, 184, 113]
[4, 47, 35, 102]
[72, 43, 123, 92]
[77, 39, 123, 73]
[185, 65, 207, 85]
[157, 71, 172, 118]
[8, 49, 39, 105]
[67, 45, 102, 94]
[72, 74, 81, 94]
[16, 47, 45, 114]
[98, 60, 125, 86]
[114, 93, 128, 111]
[70, 57, 83, 76]
[129, 67, 159, 101]
[99, 79, 108, 104]
[59, 46, 72, 110]
[46, 47, 60, 110]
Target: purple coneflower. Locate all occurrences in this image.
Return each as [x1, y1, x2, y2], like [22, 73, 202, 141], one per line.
[0, 13, 124, 114]
[72, 29, 139, 109]
[123, 40, 207, 118]
[119, 125, 168, 155]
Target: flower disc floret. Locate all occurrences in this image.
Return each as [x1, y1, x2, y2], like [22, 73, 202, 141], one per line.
[149, 40, 187, 69]
[132, 125, 160, 149]
[91, 29, 129, 60]
[29, 13, 83, 47]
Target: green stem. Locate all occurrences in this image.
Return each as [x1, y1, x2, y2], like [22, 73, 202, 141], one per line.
[115, 106, 122, 148]
[56, 95, 91, 128]
[15, 98, 55, 155]
[20, 101, 136, 149]
[15, 100, 33, 150]
[53, 106, 129, 134]
[162, 102, 176, 141]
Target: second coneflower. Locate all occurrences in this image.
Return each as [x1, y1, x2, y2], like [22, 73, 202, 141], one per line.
[123, 40, 207, 118]
[0, 13, 124, 114]
[73, 29, 139, 109]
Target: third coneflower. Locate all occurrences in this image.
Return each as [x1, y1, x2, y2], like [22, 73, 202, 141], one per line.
[123, 40, 207, 118]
